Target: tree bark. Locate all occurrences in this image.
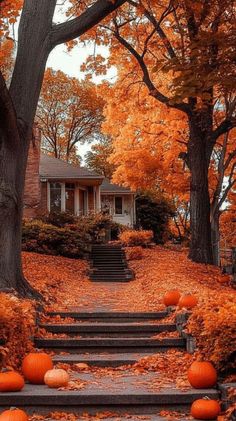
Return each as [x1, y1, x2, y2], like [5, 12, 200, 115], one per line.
[211, 211, 220, 266]
[0, 0, 127, 297]
[188, 114, 213, 264]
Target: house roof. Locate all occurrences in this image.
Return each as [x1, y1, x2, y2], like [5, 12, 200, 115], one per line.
[39, 154, 103, 180]
[100, 178, 133, 194]
[39, 154, 133, 194]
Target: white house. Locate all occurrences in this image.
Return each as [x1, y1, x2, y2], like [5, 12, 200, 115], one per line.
[23, 129, 136, 227]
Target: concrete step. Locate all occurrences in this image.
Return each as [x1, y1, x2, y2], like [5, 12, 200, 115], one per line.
[90, 264, 128, 268]
[40, 322, 177, 334]
[90, 270, 131, 274]
[46, 416, 208, 421]
[0, 372, 219, 411]
[90, 274, 133, 279]
[34, 337, 186, 350]
[52, 351, 177, 366]
[45, 311, 169, 321]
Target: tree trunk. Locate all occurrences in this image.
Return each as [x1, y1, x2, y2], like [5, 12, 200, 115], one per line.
[211, 211, 220, 266]
[188, 115, 213, 264]
[0, 124, 41, 298]
[0, 1, 56, 298]
[0, 0, 128, 297]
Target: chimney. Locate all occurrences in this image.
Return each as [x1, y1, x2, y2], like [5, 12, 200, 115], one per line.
[23, 125, 42, 219]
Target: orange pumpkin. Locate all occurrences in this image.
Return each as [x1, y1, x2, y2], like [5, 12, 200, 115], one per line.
[188, 362, 217, 388]
[163, 290, 181, 306]
[44, 368, 69, 388]
[178, 294, 198, 309]
[191, 398, 221, 419]
[0, 408, 28, 421]
[0, 371, 25, 392]
[22, 352, 53, 384]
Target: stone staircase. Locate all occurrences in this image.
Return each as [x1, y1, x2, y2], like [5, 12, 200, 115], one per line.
[89, 244, 134, 282]
[0, 309, 220, 419]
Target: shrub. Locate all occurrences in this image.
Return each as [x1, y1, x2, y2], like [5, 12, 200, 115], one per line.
[125, 246, 144, 260]
[22, 220, 85, 258]
[22, 214, 126, 258]
[119, 230, 153, 246]
[136, 194, 175, 243]
[43, 211, 77, 227]
[0, 293, 36, 369]
[187, 297, 236, 373]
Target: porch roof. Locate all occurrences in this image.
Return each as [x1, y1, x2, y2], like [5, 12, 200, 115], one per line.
[100, 178, 134, 194]
[39, 154, 104, 181]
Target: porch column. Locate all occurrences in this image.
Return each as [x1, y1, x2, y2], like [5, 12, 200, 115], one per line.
[75, 184, 80, 216]
[96, 185, 101, 212]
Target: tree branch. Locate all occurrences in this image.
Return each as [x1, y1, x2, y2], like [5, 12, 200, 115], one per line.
[0, 71, 19, 143]
[213, 118, 236, 140]
[112, 23, 190, 114]
[50, 0, 127, 47]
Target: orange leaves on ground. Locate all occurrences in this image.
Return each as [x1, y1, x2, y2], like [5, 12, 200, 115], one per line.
[0, 293, 35, 369]
[133, 350, 194, 388]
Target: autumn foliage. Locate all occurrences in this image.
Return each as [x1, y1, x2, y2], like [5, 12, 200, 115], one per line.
[0, 293, 35, 369]
[119, 230, 153, 246]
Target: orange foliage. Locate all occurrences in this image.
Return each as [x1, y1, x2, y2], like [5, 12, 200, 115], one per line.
[125, 246, 144, 260]
[119, 230, 153, 246]
[0, 38, 14, 80]
[0, 1, 22, 36]
[0, 293, 35, 369]
[37, 68, 104, 163]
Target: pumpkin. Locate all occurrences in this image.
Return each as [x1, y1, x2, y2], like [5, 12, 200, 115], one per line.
[0, 408, 28, 421]
[22, 352, 53, 384]
[178, 294, 198, 309]
[188, 362, 217, 388]
[163, 290, 181, 307]
[44, 369, 69, 388]
[191, 398, 221, 419]
[0, 371, 25, 392]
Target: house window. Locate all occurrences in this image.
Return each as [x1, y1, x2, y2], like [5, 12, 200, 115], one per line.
[65, 183, 75, 214]
[50, 183, 62, 211]
[115, 196, 123, 215]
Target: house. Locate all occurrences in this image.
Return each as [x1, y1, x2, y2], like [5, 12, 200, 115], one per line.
[24, 128, 136, 227]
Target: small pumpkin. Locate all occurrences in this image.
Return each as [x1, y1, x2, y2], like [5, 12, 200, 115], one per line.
[178, 294, 198, 309]
[163, 290, 181, 307]
[188, 361, 217, 389]
[0, 371, 24, 392]
[22, 352, 53, 384]
[191, 398, 221, 419]
[0, 408, 28, 421]
[44, 369, 69, 388]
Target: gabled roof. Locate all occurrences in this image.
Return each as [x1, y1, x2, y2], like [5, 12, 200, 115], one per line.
[39, 154, 134, 194]
[100, 178, 133, 194]
[39, 154, 103, 180]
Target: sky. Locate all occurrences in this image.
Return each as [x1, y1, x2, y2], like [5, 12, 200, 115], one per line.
[12, 6, 117, 162]
[46, 43, 117, 161]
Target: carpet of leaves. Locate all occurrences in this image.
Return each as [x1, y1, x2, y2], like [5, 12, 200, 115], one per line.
[20, 249, 236, 420]
[22, 247, 235, 312]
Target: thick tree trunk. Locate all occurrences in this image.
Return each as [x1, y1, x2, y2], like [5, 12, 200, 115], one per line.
[0, 124, 41, 298]
[0, 1, 56, 298]
[0, 0, 128, 297]
[211, 211, 220, 266]
[188, 115, 213, 264]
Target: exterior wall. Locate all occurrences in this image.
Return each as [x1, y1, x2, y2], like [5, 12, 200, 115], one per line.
[23, 127, 41, 218]
[88, 187, 95, 212]
[101, 194, 135, 227]
[40, 182, 48, 215]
